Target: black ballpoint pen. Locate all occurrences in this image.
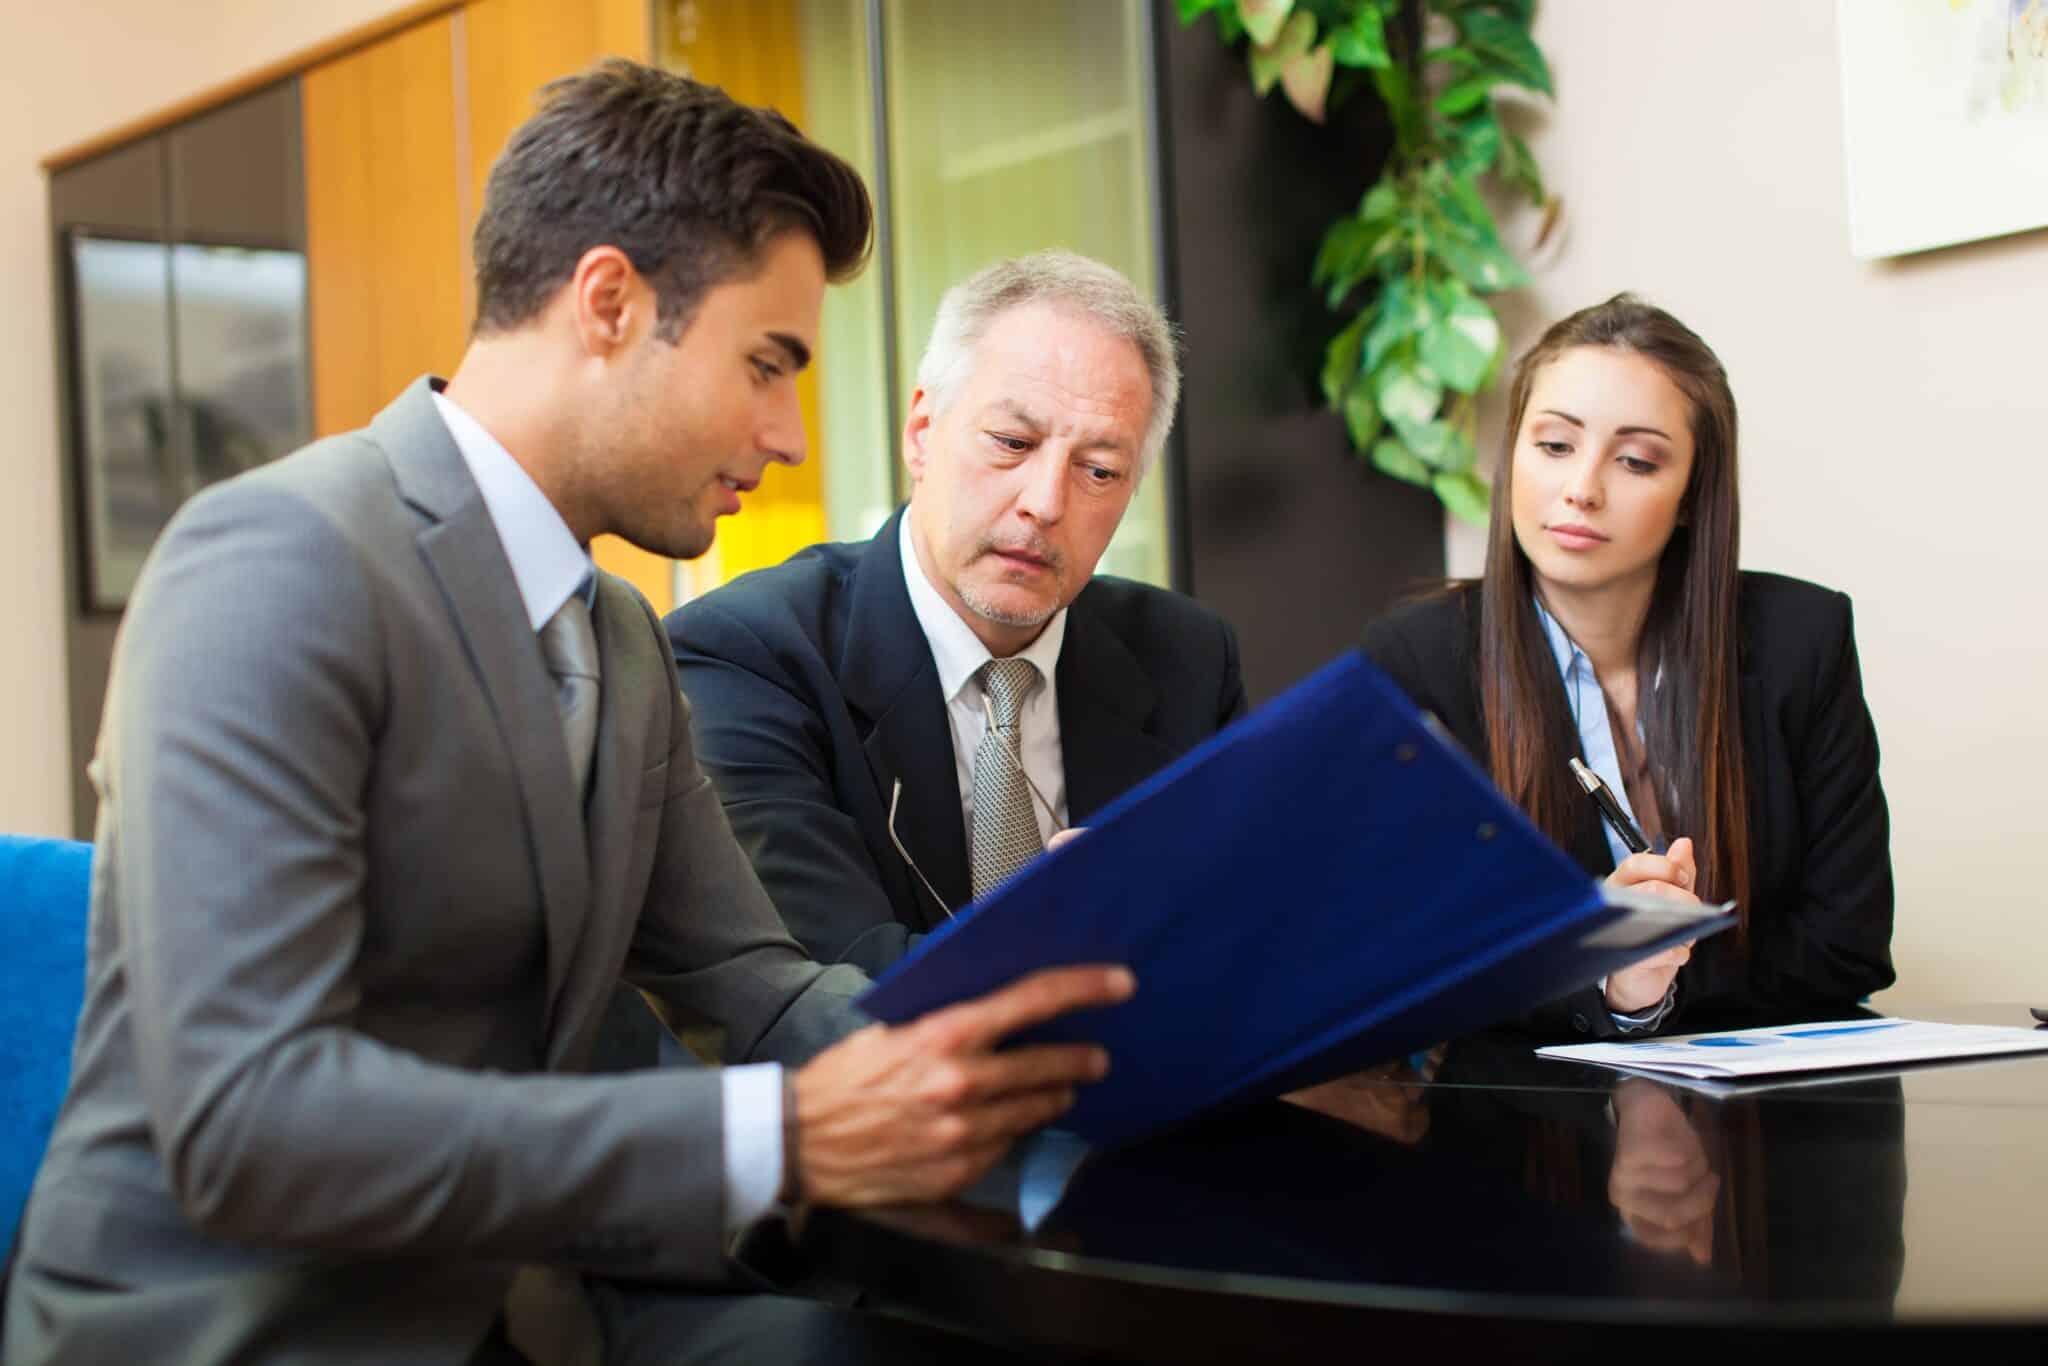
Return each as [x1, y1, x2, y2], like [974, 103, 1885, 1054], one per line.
[1569, 757, 1649, 855]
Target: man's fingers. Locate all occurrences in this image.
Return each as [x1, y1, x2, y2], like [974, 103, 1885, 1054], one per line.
[916, 1043, 1109, 1107]
[948, 1086, 1078, 1149]
[917, 964, 1136, 1054]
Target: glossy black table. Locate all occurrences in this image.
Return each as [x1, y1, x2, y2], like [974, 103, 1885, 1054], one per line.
[802, 1004, 2048, 1362]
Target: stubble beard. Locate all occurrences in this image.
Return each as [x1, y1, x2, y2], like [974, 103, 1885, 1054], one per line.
[955, 537, 1066, 629]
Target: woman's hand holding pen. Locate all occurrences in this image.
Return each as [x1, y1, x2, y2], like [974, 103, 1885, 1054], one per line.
[1603, 837, 1699, 1012]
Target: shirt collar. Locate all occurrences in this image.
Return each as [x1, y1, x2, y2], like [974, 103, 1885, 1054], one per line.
[432, 390, 594, 632]
[1531, 594, 1588, 684]
[898, 512, 1068, 702]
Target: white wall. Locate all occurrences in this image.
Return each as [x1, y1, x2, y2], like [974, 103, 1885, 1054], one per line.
[0, 0, 409, 835]
[1449, 0, 2047, 1004]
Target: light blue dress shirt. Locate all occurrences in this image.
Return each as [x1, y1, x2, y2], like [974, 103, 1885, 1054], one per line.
[432, 391, 784, 1231]
[1531, 597, 1675, 1032]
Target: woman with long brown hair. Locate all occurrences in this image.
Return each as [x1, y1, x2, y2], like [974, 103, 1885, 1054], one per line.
[1362, 294, 1893, 1036]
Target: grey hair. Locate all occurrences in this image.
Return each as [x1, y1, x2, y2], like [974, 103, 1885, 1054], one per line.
[913, 250, 1181, 475]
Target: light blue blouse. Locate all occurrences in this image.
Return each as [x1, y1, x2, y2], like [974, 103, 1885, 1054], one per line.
[1532, 597, 1674, 1031]
[1532, 597, 1654, 868]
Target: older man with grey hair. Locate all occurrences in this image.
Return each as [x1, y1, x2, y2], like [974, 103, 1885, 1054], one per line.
[665, 250, 1245, 975]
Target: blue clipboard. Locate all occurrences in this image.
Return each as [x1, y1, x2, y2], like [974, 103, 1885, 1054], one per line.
[857, 649, 1732, 1147]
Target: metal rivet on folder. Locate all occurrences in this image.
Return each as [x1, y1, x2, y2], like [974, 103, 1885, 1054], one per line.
[1476, 822, 1498, 841]
[1394, 743, 1418, 763]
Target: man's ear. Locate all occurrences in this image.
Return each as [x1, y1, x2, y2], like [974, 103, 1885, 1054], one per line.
[903, 387, 935, 484]
[568, 245, 645, 357]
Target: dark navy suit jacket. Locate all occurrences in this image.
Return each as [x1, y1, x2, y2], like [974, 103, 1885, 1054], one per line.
[666, 509, 1246, 975]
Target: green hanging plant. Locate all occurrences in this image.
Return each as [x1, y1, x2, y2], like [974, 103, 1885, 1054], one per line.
[1178, 0, 1556, 524]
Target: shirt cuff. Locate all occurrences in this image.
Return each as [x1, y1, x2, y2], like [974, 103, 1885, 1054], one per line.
[721, 1063, 784, 1236]
[1603, 978, 1678, 1033]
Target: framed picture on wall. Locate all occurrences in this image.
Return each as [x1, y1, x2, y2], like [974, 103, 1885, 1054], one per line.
[1839, 0, 2048, 258]
[66, 230, 311, 612]
[67, 230, 178, 612]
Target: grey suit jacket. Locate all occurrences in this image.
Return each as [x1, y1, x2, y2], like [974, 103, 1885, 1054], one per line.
[3, 379, 868, 1365]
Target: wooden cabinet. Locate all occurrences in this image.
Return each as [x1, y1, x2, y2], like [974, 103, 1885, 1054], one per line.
[302, 15, 467, 440]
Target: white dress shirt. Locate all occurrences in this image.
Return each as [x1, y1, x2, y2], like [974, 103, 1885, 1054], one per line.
[898, 514, 1070, 844]
[433, 390, 784, 1232]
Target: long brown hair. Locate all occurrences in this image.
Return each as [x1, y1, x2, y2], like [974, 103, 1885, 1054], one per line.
[1478, 294, 1751, 935]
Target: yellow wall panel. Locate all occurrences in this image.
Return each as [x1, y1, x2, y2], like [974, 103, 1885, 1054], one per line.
[303, 14, 467, 437]
[660, 0, 829, 590]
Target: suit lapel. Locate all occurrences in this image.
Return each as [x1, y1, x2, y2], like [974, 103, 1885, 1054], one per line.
[841, 511, 969, 923]
[546, 577, 657, 1066]
[1058, 590, 1174, 821]
[378, 379, 591, 1036]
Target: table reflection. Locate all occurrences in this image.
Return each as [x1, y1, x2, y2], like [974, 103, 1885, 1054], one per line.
[954, 1030, 1908, 1310]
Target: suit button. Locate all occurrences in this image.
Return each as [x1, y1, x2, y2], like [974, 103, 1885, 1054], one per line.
[1571, 1012, 1590, 1033]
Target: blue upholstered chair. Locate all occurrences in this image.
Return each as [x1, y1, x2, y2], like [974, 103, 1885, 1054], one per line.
[0, 836, 91, 1255]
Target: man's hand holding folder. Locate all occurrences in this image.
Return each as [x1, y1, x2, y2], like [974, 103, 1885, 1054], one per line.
[790, 965, 1134, 1204]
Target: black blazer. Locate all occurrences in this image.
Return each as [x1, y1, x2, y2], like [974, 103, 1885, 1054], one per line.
[666, 509, 1246, 975]
[1360, 572, 1894, 1036]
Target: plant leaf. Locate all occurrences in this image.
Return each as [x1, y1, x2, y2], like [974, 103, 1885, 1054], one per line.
[1371, 438, 1434, 486]
[1419, 285, 1501, 393]
[1433, 422, 1479, 473]
[1430, 223, 1531, 293]
[1369, 60, 1419, 154]
[1236, 0, 1295, 48]
[1345, 386, 1384, 451]
[1453, 9, 1553, 95]
[1282, 40, 1336, 123]
[1315, 217, 1400, 307]
[1435, 73, 1494, 116]
[1500, 127, 1545, 204]
[1321, 312, 1368, 408]
[1175, 0, 1235, 23]
[1361, 277, 1423, 373]
[1373, 356, 1444, 430]
[1432, 169, 1499, 239]
[1448, 107, 1504, 178]
[1387, 414, 1453, 461]
[1357, 180, 1401, 227]
[1433, 469, 1494, 525]
[1329, 7, 1389, 69]
[1248, 10, 1315, 95]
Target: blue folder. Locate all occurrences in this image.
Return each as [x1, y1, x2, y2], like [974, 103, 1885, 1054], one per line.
[857, 649, 1732, 1147]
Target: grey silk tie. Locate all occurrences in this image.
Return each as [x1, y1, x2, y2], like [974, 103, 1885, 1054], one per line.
[971, 657, 1044, 900]
[540, 582, 601, 803]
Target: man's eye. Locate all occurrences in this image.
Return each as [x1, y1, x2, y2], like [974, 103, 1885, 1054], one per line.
[989, 433, 1031, 453]
[1081, 464, 1122, 486]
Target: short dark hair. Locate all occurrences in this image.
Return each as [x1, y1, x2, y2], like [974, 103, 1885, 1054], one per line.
[472, 59, 872, 340]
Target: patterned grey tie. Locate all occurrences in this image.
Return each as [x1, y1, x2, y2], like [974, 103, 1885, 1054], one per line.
[539, 583, 601, 803]
[971, 657, 1044, 900]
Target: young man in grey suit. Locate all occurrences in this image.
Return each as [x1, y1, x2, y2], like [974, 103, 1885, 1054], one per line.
[2, 62, 1130, 1366]
[667, 252, 1246, 976]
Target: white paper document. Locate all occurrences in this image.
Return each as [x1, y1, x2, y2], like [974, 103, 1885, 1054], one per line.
[1536, 1018, 2048, 1081]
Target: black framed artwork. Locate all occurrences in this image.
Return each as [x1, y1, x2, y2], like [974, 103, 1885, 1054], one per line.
[66, 229, 310, 612]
